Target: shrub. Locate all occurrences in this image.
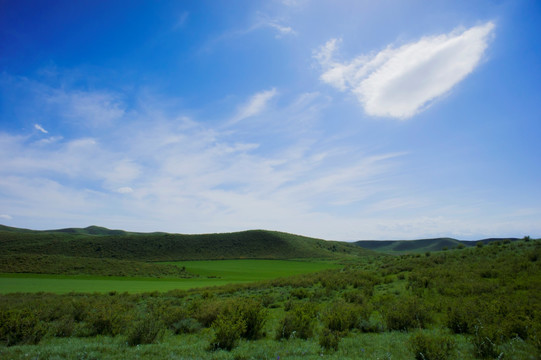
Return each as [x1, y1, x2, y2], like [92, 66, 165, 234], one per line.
[471, 323, 501, 359]
[408, 330, 455, 360]
[0, 309, 46, 346]
[319, 328, 341, 351]
[193, 299, 223, 327]
[384, 296, 431, 331]
[84, 305, 125, 336]
[321, 301, 364, 333]
[49, 316, 75, 338]
[209, 312, 246, 351]
[171, 318, 202, 334]
[342, 289, 367, 304]
[290, 287, 310, 299]
[276, 302, 317, 340]
[126, 315, 164, 346]
[237, 298, 266, 340]
[446, 304, 472, 334]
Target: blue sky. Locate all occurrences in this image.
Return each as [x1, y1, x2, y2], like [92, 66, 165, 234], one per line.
[1, 0, 540, 240]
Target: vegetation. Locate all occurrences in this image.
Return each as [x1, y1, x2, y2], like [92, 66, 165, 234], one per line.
[0, 226, 370, 261]
[356, 237, 520, 254]
[0, 259, 339, 294]
[0, 254, 191, 278]
[0, 225, 539, 359]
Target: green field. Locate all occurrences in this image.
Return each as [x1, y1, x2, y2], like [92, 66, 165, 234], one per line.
[0, 259, 339, 294]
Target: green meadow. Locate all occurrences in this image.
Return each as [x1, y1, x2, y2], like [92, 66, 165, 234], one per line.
[0, 259, 339, 294]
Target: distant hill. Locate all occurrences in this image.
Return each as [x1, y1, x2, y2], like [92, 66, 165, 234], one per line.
[355, 237, 521, 254]
[0, 226, 371, 261]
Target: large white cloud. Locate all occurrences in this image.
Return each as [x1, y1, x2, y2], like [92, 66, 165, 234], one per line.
[316, 22, 495, 119]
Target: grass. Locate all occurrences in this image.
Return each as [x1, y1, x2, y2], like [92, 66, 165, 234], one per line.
[0, 259, 339, 294]
[3, 331, 535, 360]
[164, 259, 341, 282]
[0, 230, 538, 359]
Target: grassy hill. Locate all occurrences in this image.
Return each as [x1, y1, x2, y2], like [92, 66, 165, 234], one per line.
[355, 237, 520, 253]
[0, 226, 371, 261]
[0, 254, 192, 278]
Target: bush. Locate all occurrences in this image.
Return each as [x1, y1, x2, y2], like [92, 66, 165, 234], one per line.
[471, 323, 501, 359]
[319, 328, 341, 351]
[408, 330, 455, 360]
[208, 298, 266, 351]
[237, 298, 266, 340]
[0, 309, 46, 346]
[321, 301, 364, 333]
[171, 318, 202, 334]
[209, 312, 246, 351]
[49, 316, 75, 338]
[446, 303, 473, 334]
[193, 299, 223, 327]
[384, 296, 431, 331]
[276, 302, 317, 340]
[84, 305, 125, 336]
[126, 315, 164, 346]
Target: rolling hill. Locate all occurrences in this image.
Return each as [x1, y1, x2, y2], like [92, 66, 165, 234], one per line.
[355, 237, 520, 253]
[0, 225, 371, 261]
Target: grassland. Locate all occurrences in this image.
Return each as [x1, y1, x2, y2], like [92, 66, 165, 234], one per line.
[1, 237, 539, 359]
[0, 260, 339, 294]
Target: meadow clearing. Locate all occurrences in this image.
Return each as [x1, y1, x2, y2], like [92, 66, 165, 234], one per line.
[0, 259, 339, 294]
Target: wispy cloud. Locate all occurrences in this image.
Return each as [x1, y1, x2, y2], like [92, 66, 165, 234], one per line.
[0, 214, 12, 220]
[0, 78, 407, 237]
[173, 11, 189, 30]
[115, 187, 134, 194]
[229, 88, 278, 124]
[253, 13, 297, 37]
[34, 124, 48, 134]
[46, 89, 125, 127]
[316, 22, 495, 119]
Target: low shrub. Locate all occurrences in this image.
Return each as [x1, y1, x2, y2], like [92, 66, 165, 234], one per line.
[471, 324, 501, 359]
[49, 316, 75, 338]
[384, 296, 431, 331]
[276, 302, 317, 340]
[319, 328, 341, 351]
[171, 318, 202, 334]
[209, 312, 246, 351]
[237, 298, 266, 340]
[408, 330, 455, 360]
[321, 301, 365, 333]
[126, 315, 164, 346]
[0, 309, 46, 346]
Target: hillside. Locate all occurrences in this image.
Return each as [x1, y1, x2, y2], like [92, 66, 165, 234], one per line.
[0, 226, 371, 261]
[355, 237, 521, 253]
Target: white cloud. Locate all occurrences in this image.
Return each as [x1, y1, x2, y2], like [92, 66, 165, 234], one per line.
[0, 214, 12, 220]
[316, 22, 495, 119]
[34, 124, 48, 134]
[47, 90, 125, 127]
[266, 21, 295, 36]
[115, 187, 134, 194]
[230, 88, 278, 124]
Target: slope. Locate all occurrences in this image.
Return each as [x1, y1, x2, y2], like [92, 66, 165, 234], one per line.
[355, 237, 521, 254]
[0, 226, 371, 261]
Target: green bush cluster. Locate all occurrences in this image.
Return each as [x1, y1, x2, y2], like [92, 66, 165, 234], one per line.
[383, 296, 431, 331]
[408, 330, 456, 360]
[276, 302, 317, 340]
[209, 298, 266, 351]
[0, 309, 46, 346]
